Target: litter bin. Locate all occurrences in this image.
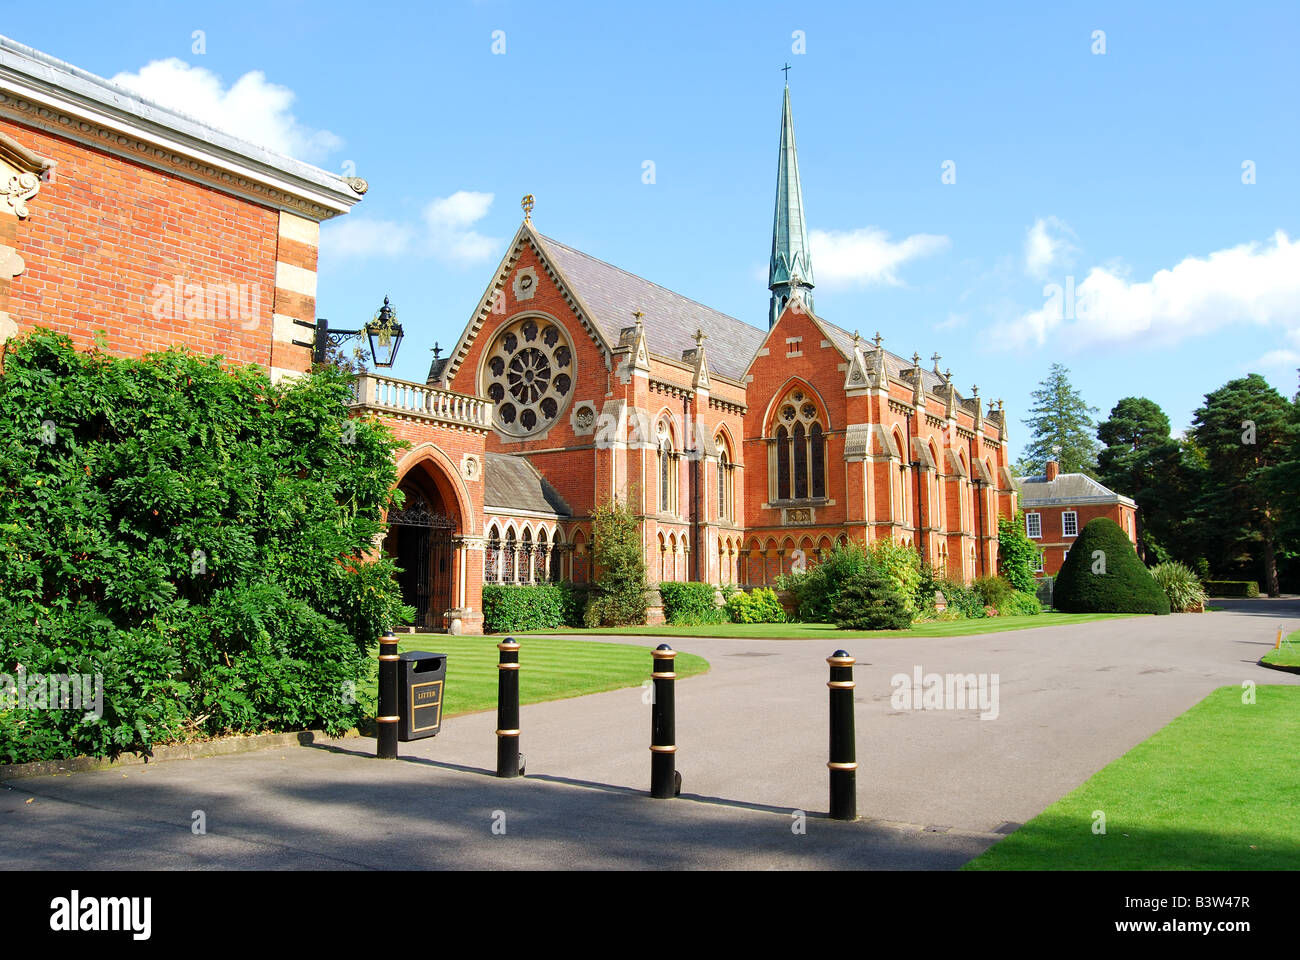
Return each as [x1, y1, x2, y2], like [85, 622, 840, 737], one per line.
[398, 651, 447, 741]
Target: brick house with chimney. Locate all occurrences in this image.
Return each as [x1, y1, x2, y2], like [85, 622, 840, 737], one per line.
[1016, 460, 1138, 578]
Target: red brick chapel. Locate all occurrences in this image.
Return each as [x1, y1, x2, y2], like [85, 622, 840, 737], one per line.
[0, 32, 1017, 634]
[380, 83, 1019, 630]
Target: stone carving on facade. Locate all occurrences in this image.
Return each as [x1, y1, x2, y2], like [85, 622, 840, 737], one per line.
[512, 265, 539, 302]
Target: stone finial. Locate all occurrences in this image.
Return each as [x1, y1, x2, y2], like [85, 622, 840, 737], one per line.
[873, 331, 883, 349]
[694, 328, 707, 348]
[521, 194, 535, 223]
[911, 351, 922, 368]
[931, 352, 942, 373]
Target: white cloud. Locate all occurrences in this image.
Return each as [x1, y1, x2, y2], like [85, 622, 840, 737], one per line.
[1254, 348, 1300, 369]
[996, 230, 1300, 350]
[321, 219, 417, 259]
[809, 227, 949, 287]
[109, 58, 341, 162]
[1024, 216, 1077, 278]
[320, 191, 501, 265]
[423, 192, 499, 263]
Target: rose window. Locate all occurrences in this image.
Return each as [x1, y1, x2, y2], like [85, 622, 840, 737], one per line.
[481, 317, 574, 437]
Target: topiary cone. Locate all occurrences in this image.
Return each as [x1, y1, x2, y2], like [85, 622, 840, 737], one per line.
[1053, 517, 1170, 615]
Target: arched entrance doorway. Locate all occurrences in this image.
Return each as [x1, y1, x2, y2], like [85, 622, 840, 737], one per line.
[384, 463, 459, 632]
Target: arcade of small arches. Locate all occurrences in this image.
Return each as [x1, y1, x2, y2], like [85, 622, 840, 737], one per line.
[483, 520, 586, 585]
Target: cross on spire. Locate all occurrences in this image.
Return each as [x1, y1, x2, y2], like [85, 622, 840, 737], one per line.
[781, 63, 791, 83]
[931, 352, 942, 372]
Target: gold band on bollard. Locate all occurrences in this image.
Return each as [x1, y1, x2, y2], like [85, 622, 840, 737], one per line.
[651, 649, 678, 659]
[497, 642, 520, 651]
[378, 654, 400, 661]
[495, 729, 520, 737]
[651, 671, 677, 679]
[826, 655, 856, 666]
[827, 760, 858, 771]
[376, 715, 400, 723]
[497, 663, 521, 670]
[649, 744, 678, 753]
[827, 680, 856, 689]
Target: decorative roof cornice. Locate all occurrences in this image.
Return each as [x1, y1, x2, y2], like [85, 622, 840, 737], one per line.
[0, 34, 364, 221]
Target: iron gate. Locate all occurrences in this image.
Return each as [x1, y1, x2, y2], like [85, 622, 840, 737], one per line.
[388, 498, 456, 631]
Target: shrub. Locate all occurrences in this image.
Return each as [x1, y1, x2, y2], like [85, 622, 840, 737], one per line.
[783, 541, 874, 623]
[974, 575, 1016, 611]
[584, 497, 648, 626]
[482, 584, 571, 632]
[0, 329, 408, 761]
[997, 513, 1039, 593]
[1201, 580, 1260, 598]
[659, 582, 724, 625]
[725, 587, 786, 624]
[1053, 518, 1170, 615]
[998, 591, 1042, 617]
[937, 578, 986, 619]
[1150, 562, 1209, 612]
[831, 566, 912, 631]
[866, 540, 924, 612]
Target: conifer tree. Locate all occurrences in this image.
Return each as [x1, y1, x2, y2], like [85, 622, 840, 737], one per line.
[1190, 374, 1295, 597]
[1019, 363, 1099, 476]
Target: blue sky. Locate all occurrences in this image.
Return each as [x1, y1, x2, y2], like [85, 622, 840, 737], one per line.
[8, 1, 1298, 457]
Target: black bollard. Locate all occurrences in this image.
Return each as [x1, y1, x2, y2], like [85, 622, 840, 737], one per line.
[650, 643, 680, 798]
[496, 638, 522, 777]
[376, 629, 399, 759]
[827, 649, 857, 820]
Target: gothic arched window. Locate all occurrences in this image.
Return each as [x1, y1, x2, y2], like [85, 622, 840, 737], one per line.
[657, 421, 677, 515]
[769, 386, 828, 502]
[716, 436, 734, 522]
[485, 524, 501, 583]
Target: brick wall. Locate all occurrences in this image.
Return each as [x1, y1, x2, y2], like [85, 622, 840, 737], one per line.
[0, 115, 311, 372]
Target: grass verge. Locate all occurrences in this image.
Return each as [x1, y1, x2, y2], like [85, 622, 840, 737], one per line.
[1260, 628, 1300, 669]
[964, 685, 1300, 870]
[360, 635, 708, 719]
[521, 612, 1141, 640]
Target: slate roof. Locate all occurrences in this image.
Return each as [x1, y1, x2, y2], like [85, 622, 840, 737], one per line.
[536, 234, 766, 381]
[1015, 472, 1135, 507]
[484, 453, 571, 517]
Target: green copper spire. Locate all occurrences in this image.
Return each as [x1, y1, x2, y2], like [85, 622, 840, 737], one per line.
[769, 82, 814, 328]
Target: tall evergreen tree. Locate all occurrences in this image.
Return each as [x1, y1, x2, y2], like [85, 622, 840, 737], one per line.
[1096, 397, 1182, 562]
[1190, 374, 1295, 597]
[1019, 363, 1100, 475]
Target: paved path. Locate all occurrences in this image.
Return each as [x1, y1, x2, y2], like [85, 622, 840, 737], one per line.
[1, 599, 1294, 870]
[387, 597, 1299, 834]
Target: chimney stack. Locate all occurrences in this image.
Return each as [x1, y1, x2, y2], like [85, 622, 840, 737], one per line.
[1045, 460, 1060, 481]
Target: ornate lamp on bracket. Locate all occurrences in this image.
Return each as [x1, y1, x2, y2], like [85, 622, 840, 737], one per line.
[294, 296, 405, 368]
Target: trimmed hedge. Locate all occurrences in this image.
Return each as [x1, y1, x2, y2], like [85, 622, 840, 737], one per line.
[725, 587, 786, 624]
[658, 582, 724, 625]
[482, 583, 585, 633]
[1201, 581, 1261, 598]
[1053, 518, 1170, 615]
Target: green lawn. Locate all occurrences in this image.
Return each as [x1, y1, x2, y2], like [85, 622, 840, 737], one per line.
[964, 685, 1300, 870]
[360, 635, 709, 719]
[521, 611, 1140, 641]
[1260, 628, 1300, 668]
